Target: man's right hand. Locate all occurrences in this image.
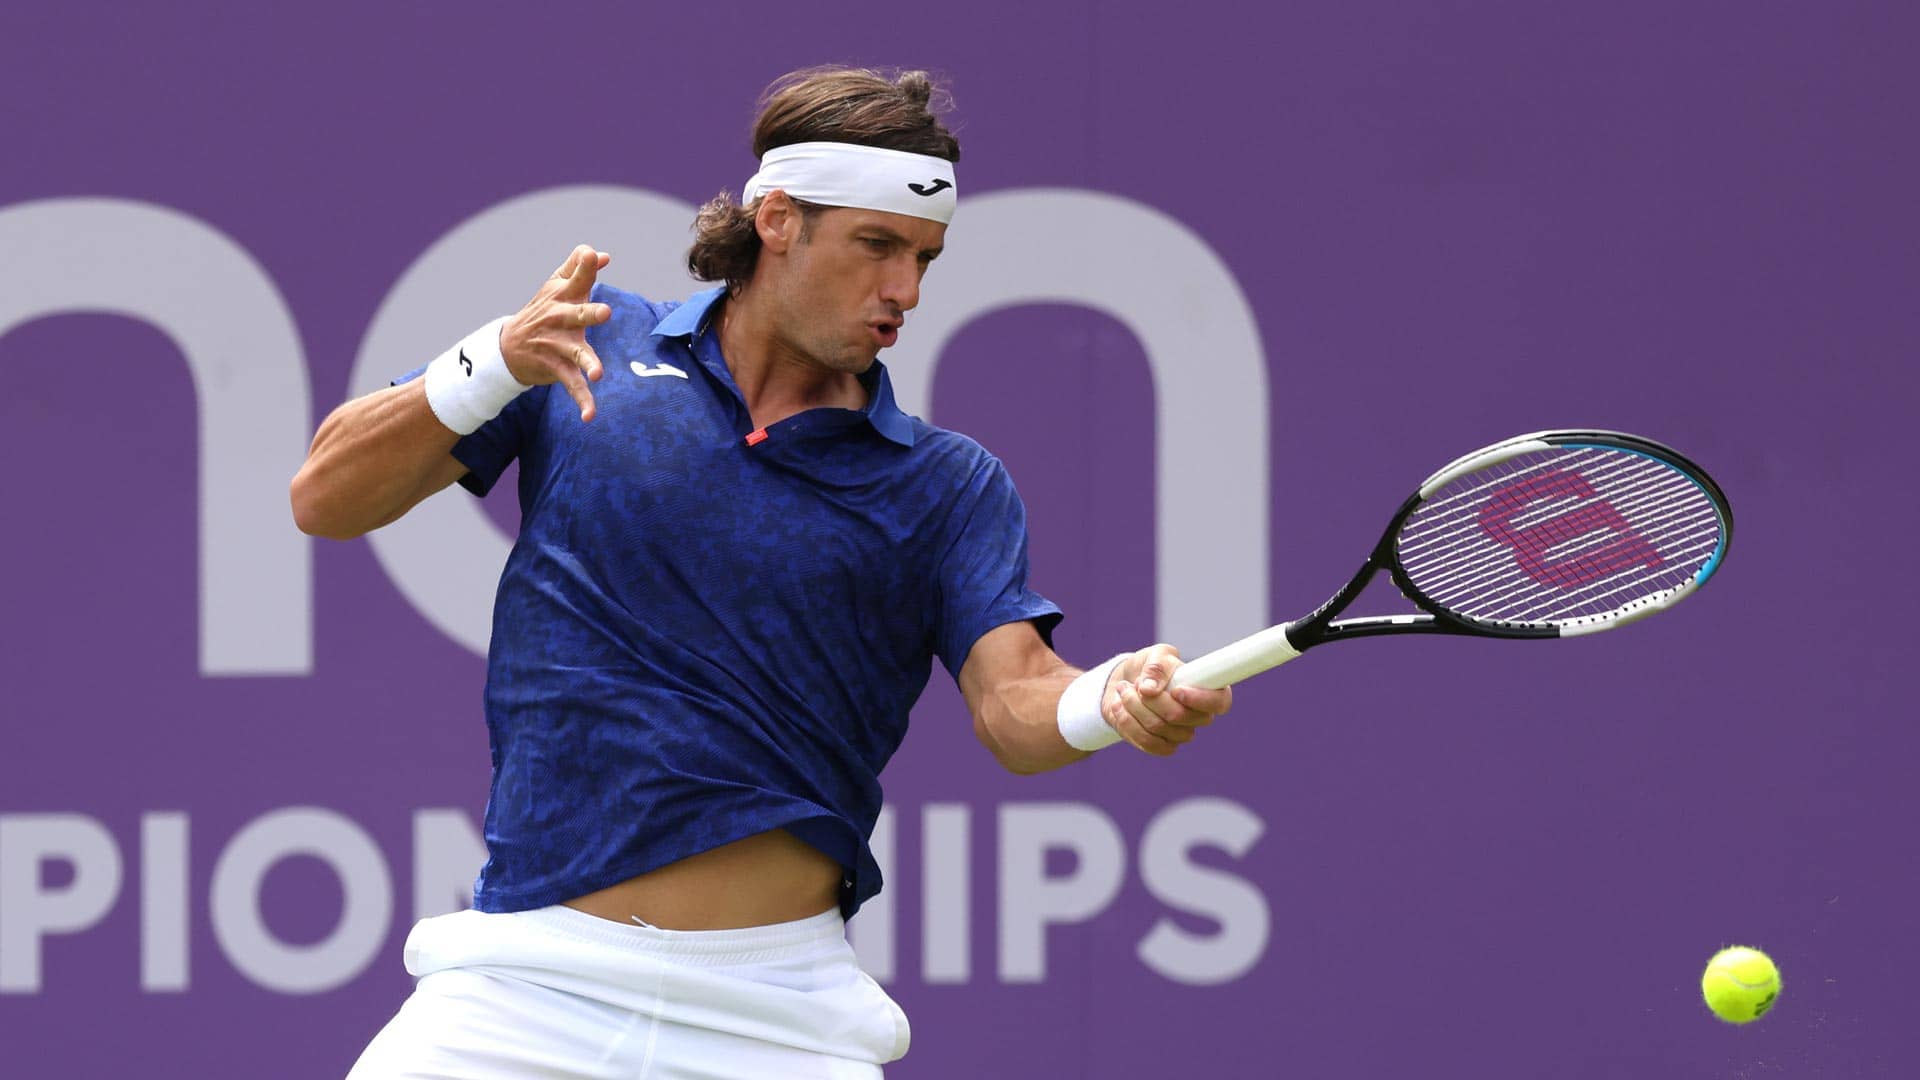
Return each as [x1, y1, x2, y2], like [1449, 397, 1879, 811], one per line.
[500, 244, 616, 422]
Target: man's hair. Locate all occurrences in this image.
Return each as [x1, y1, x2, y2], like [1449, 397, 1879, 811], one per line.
[687, 67, 961, 293]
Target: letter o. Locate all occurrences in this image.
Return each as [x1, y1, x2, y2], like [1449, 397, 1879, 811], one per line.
[209, 808, 392, 994]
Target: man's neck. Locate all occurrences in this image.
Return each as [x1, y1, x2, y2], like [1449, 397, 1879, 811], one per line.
[715, 290, 868, 431]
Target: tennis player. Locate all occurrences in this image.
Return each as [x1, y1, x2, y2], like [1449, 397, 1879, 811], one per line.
[292, 66, 1232, 1078]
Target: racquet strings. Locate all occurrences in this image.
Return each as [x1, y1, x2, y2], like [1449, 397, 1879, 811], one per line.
[1394, 446, 1724, 627]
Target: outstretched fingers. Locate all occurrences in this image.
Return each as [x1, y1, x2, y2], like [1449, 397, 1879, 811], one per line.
[552, 243, 593, 279]
[573, 337, 604, 381]
[555, 355, 598, 422]
[551, 244, 612, 286]
[565, 245, 607, 294]
[502, 246, 617, 421]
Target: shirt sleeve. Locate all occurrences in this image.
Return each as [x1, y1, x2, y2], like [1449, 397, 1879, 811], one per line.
[932, 455, 1064, 678]
[391, 365, 550, 497]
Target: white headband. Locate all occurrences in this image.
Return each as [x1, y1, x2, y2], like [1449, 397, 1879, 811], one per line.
[742, 141, 957, 224]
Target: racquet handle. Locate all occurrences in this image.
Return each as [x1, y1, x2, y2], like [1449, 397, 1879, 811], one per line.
[1169, 622, 1304, 690]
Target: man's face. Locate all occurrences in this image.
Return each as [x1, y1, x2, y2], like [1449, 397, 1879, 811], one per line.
[767, 206, 946, 374]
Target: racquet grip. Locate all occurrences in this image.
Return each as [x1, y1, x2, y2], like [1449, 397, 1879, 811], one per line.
[1169, 623, 1303, 690]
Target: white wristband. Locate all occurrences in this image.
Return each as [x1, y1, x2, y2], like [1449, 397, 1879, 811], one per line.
[1057, 654, 1128, 752]
[423, 316, 525, 435]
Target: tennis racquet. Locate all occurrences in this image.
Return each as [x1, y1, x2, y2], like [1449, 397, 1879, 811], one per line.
[1171, 430, 1733, 690]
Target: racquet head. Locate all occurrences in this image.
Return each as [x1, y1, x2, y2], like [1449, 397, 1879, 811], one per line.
[1387, 430, 1732, 637]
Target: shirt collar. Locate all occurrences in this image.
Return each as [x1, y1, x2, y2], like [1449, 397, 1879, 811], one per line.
[651, 286, 727, 339]
[858, 361, 917, 447]
[651, 287, 918, 447]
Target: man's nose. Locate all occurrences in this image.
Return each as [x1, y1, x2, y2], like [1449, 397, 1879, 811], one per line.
[879, 260, 921, 312]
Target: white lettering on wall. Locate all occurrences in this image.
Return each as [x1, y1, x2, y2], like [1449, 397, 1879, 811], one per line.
[1, 801, 1267, 994]
[1136, 797, 1270, 985]
[208, 808, 392, 994]
[0, 190, 1270, 662]
[0, 198, 312, 675]
[923, 802, 972, 983]
[140, 812, 190, 991]
[998, 803, 1128, 983]
[0, 814, 123, 993]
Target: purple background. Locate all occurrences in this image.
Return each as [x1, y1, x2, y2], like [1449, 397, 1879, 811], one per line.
[3, 2, 1915, 1076]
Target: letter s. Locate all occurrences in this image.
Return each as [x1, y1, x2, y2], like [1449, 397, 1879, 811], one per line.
[1136, 796, 1270, 985]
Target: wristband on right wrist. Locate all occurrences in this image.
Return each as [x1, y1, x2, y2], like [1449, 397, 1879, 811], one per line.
[422, 316, 524, 435]
[1056, 653, 1129, 752]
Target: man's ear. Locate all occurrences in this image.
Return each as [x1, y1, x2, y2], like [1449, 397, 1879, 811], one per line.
[755, 190, 802, 255]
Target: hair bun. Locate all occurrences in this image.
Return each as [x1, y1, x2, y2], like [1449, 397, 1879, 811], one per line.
[895, 70, 932, 108]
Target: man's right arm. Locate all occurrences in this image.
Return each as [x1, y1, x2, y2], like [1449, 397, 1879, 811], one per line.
[289, 245, 614, 540]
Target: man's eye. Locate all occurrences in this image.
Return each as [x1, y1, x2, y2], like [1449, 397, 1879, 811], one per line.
[862, 238, 890, 252]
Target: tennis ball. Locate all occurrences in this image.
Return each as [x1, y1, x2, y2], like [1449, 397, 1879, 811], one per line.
[1701, 946, 1780, 1024]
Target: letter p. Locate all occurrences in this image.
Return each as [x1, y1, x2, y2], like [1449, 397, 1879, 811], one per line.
[0, 815, 123, 992]
[997, 803, 1126, 983]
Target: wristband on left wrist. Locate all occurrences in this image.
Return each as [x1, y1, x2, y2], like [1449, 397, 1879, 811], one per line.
[422, 316, 524, 435]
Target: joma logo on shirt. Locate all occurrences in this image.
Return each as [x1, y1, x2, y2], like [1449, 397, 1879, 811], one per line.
[630, 361, 688, 379]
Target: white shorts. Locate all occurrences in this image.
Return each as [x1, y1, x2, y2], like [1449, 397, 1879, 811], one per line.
[346, 906, 909, 1079]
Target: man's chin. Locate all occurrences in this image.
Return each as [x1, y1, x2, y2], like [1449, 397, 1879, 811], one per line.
[836, 344, 881, 372]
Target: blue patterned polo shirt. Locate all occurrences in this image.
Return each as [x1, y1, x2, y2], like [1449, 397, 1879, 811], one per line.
[402, 284, 1061, 916]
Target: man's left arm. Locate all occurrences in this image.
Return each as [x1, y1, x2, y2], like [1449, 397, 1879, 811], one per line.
[957, 621, 1234, 775]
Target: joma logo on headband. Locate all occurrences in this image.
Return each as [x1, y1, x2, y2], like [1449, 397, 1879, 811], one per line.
[908, 179, 952, 197]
